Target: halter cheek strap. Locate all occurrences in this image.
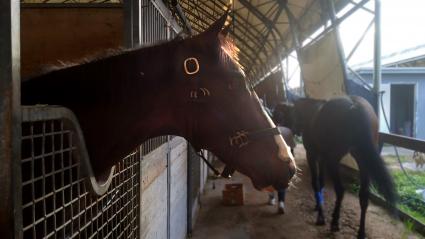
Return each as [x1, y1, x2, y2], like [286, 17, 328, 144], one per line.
[229, 127, 281, 148]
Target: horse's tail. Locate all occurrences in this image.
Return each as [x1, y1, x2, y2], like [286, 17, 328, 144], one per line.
[349, 104, 397, 206]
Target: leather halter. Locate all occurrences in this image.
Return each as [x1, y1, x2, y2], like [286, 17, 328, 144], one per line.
[184, 57, 200, 75]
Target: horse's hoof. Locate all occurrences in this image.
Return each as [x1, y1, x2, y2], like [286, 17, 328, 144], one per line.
[316, 217, 326, 226]
[278, 207, 285, 214]
[314, 204, 323, 211]
[357, 231, 366, 239]
[331, 224, 340, 232]
[278, 201, 285, 214]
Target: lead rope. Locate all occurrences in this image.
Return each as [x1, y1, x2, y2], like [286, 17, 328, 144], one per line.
[195, 150, 221, 176]
[194, 150, 234, 190]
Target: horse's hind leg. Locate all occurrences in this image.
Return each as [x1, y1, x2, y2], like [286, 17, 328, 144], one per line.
[327, 159, 345, 232]
[352, 150, 370, 239]
[306, 151, 325, 225]
[357, 169, 369, 239]
[318, 159, 326, 206]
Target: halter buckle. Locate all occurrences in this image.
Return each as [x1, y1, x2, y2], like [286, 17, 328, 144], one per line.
[229, 130, 249, 148]
[184, 57, 200, 75]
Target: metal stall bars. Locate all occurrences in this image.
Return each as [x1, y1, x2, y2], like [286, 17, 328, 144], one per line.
[124, 0, 184, 161]
[21, 106, 140, 239]
[0, 0, 22, 238]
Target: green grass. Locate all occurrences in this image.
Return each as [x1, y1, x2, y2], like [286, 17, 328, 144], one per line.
[348, 170, 425, 225]
[401, 219, 416, 239]
[392, 171, 425, 224]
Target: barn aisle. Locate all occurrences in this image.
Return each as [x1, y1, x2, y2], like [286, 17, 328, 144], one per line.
[191, 145, 422, 239]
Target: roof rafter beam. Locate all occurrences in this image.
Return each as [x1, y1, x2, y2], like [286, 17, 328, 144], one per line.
[182, 1, 261, 68]
[191, 20, 255, 67]
[238, 0, 285, 41]
[188, 0, 268, 67]
[247, 2, 284, 76]
[213, 0, 277, 52]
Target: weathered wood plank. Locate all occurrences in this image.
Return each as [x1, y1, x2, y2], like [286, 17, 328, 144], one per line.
[141, 143, 168, 191]
[140, 137, 189, 239]
[140, 168, 168, 239]
[170, 138, 188, 239]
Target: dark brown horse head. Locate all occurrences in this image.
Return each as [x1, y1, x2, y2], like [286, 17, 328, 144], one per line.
[274, 99, 325, 136]
[273, 102, 297, 134]
[173, 13, 297, 191]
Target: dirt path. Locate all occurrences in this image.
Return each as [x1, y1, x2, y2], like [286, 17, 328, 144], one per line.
[191, 145, 423, 239]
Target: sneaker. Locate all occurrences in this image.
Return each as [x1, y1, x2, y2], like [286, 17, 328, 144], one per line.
[278, 201, 285, 214]
[268, 197, 276, 206]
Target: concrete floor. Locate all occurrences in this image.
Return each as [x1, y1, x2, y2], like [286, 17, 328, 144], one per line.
[191, 145, 423, 239]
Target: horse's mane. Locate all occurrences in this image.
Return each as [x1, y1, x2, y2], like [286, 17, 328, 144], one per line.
[37, 47, 127, 75]
[30, 33, 245, 84]
[31, 38, 179, 79]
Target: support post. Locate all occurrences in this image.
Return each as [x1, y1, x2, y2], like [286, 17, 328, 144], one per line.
[373, 0, 382, 117]
[0, 0, 22, 238]
[124, 0, 141, 47]
[166, 138, 171, 239]
[283, 4, 305, 96]
[279, 53, 288, 102]
[186, 144, 193, 237]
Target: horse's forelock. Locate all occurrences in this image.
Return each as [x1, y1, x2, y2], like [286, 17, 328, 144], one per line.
[218, 34, 244, 74]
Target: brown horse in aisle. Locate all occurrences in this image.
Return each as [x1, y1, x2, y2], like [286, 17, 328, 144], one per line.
[273, 95, 396, 239]
[21, 12, 296, 193]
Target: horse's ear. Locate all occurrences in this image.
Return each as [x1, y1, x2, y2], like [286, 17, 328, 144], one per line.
[204, 9, 231, 36]
[221, 22, 231, 37]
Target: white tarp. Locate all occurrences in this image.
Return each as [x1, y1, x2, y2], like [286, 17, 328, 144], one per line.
[300, 30, 347, 100]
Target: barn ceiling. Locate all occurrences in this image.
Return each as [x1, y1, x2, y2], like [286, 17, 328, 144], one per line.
[176, 0, 358, 83]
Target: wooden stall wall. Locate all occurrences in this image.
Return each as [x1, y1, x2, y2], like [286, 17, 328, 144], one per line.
[169, 138, 188, 239]
[21, 6, 123, 78]
[140, 143, 169, 239]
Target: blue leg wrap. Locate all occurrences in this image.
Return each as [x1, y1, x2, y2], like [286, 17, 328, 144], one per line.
[315, 188, 325, 205]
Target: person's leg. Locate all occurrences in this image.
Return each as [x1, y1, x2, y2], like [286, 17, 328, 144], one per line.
[277, 189, 286, 202]
[277, 189, 286, 214]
